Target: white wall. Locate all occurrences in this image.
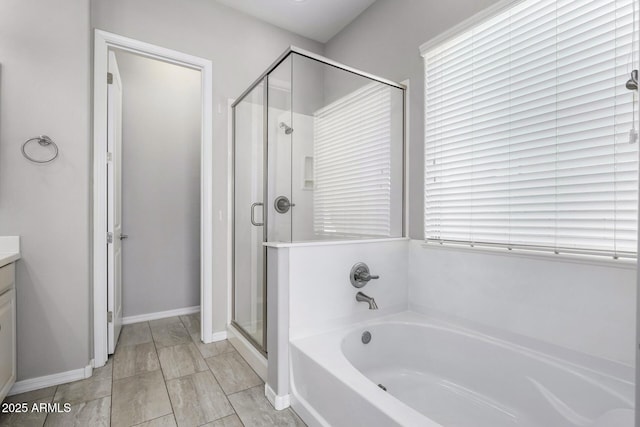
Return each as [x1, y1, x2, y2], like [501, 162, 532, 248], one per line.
[269, 111, 316, 242]
[409, 241, 637, 365]
[0, 0, 91, 379]
[324, 0, 500, 239]
[91, 0, 325, 335]
[267, 239, 409, 403]
[289, 114, 315, 241]
[115, 51, 201, 317]
[288, 239, 409, 340]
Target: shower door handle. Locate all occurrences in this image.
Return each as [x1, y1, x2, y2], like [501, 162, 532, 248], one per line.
[250, 202, 264, 226]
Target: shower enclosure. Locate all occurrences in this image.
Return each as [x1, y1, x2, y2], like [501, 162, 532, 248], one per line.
[232, 47, 405, 353]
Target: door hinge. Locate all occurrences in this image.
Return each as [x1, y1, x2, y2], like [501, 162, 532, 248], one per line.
[107, 72, 113, 84]
[107, 311, 113, 323]
[106, 152, 113, 162]
[107, 232, 113, 244]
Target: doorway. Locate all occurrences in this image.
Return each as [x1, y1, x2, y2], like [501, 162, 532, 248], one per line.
[93, 30, 214, 367]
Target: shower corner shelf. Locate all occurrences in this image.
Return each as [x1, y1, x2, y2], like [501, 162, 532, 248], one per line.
[302, 156, 314, 191]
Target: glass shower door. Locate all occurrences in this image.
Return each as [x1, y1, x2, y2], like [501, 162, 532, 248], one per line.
[233, 81, 266, 351]
[267, 57, 293, 243]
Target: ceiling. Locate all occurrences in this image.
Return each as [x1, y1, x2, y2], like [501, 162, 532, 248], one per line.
[216, 0, 377, 43]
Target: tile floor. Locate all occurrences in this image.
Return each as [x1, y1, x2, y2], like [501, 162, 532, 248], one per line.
[0, 315, 306, 427]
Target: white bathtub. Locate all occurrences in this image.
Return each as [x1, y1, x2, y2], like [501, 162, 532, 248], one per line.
[289, 312, 634, 427]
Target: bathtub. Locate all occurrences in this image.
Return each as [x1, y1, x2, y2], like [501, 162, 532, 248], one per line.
[289, 312, 634, 427]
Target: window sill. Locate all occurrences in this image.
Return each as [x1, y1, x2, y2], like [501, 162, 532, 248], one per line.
[419, 241, 637, 270]
[264, 237, 408, 248]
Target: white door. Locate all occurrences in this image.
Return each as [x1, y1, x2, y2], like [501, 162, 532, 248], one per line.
[107, 50, 123, 354]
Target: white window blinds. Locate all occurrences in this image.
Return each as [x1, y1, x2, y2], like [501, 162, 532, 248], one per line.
[422, 0, 639, 257]
[313, 83, 392, 237]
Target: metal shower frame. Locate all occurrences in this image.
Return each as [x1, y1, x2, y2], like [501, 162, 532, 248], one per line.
[230, 46, 407, 355]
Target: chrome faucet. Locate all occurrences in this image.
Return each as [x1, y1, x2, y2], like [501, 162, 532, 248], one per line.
[356, 291, 378, 310]
[350, 262, 380, 288]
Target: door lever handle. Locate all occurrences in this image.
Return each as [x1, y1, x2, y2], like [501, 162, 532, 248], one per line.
[119, 234, 129, 240]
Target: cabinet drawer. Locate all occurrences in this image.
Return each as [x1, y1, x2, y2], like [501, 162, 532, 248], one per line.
[0, 288, 16, 401]
[0, 263, 15, 295]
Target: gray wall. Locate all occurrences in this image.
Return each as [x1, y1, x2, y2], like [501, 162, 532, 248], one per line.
[0, 0, 91, 379]
[324, 0, 500, 239]
[115, 51, 201, 317]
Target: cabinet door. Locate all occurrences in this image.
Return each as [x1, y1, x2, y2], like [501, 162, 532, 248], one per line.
[0, 263, 15, 296]
[0, 289, 16, 401]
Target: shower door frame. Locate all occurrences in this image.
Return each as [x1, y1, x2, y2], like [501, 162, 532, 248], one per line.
[231, 76, 270, 355]
[231, 46, 407, 355]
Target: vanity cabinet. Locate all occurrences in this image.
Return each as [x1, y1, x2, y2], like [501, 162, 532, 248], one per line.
[0, 263, 16, 402]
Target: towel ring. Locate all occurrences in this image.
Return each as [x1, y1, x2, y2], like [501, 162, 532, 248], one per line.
[22, 135, 59, 163]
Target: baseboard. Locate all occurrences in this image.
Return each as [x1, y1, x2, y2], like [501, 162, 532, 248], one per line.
[9, 361, 93, 396]
[122, 306, 200, 325]
[265, 383, 290, 410]
[85, 359, 94, 377]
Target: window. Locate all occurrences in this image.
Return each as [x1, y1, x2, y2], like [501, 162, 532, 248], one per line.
[313, 83, 394, 238]
[422, 0, 639, 257]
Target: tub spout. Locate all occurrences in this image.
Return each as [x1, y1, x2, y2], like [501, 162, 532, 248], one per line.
[356, 291, 378, 310]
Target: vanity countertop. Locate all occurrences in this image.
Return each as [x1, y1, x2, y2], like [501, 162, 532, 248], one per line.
[0, 237, 20, 268]
[0, 252, 20, 268]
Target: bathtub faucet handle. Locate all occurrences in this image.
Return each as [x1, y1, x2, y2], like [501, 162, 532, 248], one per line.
[360, 272, 379, 281]
[350, 262, 380, 288]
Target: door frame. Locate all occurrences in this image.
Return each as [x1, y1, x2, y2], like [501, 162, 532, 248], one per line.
[92, 29, 214, 368]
